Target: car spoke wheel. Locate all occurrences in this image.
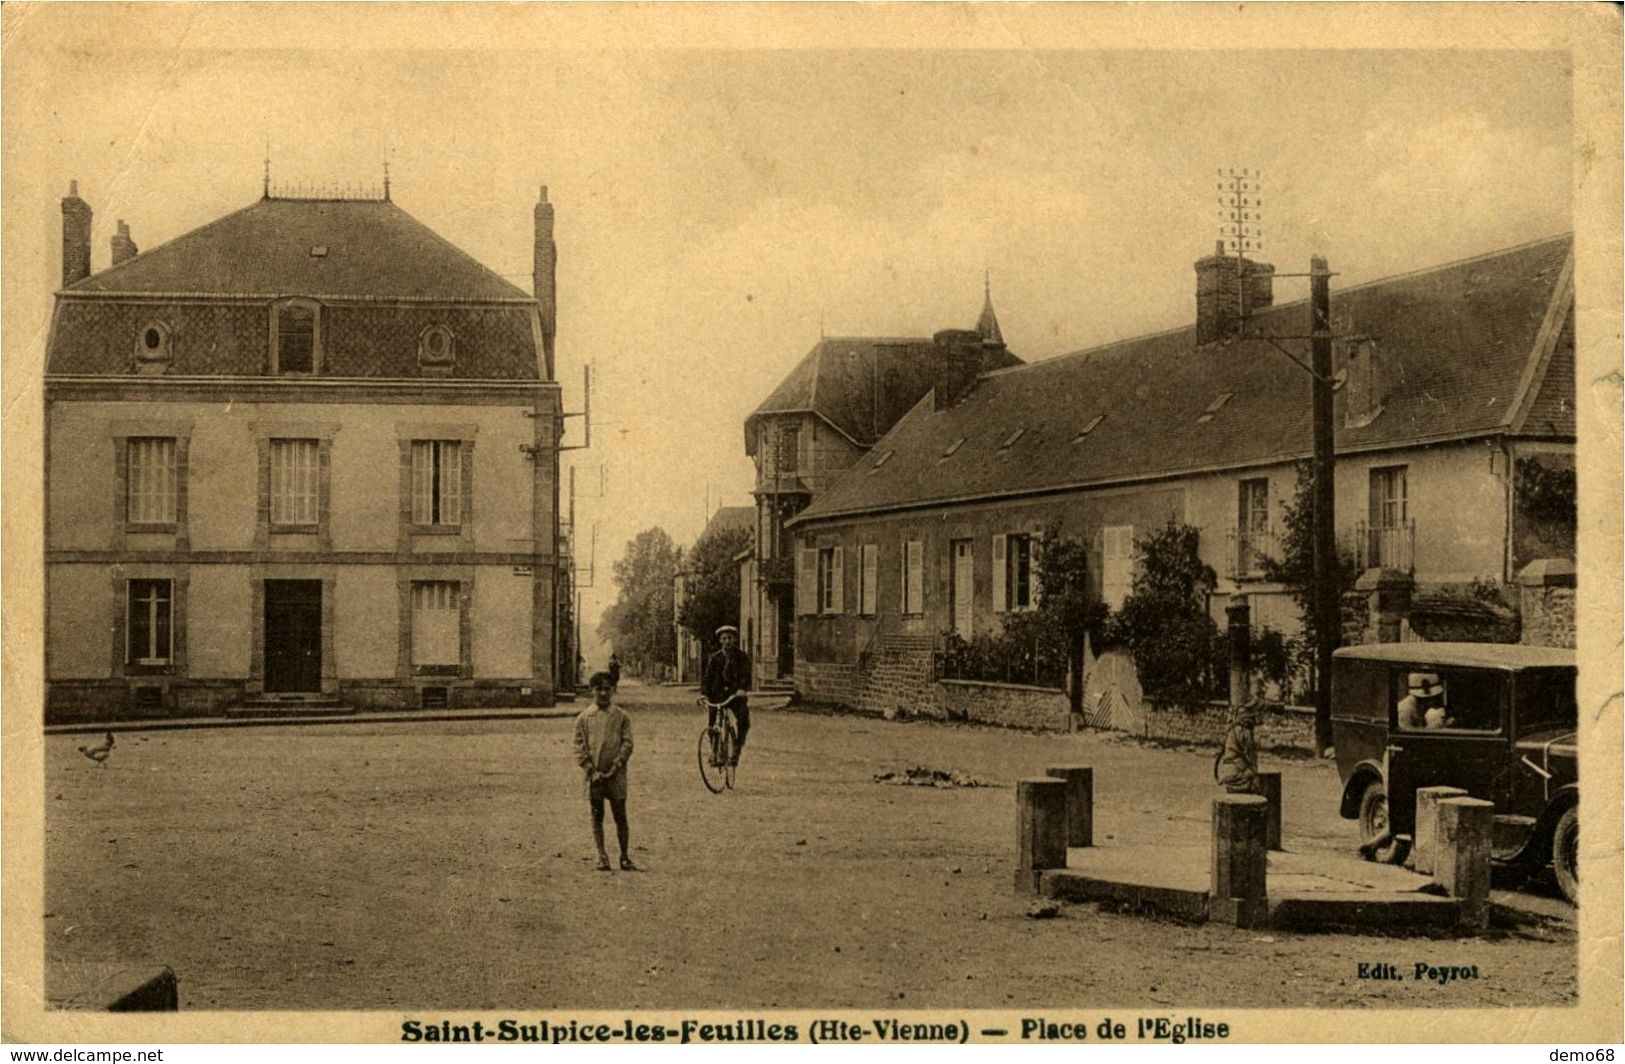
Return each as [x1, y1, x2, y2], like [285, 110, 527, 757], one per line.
[698, 728, 727, 794]
[1358, 780, 1407, 865]
[1552, 806, 1578, 906]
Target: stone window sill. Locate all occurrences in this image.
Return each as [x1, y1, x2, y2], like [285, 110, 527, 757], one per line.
[270, 523, 320, 535]
[125, 523, 178, 535]
[409, 525, 465, 536]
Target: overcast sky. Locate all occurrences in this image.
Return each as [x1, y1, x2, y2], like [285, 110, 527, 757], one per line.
[2, 8, 1590, 664]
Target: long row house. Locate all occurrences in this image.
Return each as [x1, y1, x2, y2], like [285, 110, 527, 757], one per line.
[44, 180, 567, 721]
[740, 235, 1576, 709]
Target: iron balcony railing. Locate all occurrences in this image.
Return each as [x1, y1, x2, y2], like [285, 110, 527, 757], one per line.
[1357, 518, 1416, 571]
[1225, 525, 1280, 581]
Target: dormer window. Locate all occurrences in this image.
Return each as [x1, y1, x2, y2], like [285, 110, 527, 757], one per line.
[271, 299, 321, 375]
[134, 320, 172, 371]
[419, 325, 456, 372]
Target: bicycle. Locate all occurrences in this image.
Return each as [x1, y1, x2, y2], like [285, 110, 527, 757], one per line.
[697, 692, 745, 794]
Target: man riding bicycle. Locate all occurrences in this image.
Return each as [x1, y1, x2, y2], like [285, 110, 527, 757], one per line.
[702, 625, 752, 766]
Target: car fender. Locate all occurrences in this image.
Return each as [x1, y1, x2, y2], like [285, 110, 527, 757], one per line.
[1522, 784, 1580, 865]
[1340, 760, 1385, 820]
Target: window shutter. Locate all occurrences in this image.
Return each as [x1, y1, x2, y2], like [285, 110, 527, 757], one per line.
[906, 540, 924, 614]
[861, 544, 878, 615]
[992, 534, 1007, 613]
[797, 547, 817, 616]
[830, 546, 844, 614]
[443, 442, 463, 524]
[1030, 535, 1044, 607]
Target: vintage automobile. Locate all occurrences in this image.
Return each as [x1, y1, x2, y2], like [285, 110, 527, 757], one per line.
[1331, 642, 1578, 904]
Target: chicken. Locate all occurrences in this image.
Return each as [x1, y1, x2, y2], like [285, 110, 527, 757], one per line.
[78, 732, 115, 766]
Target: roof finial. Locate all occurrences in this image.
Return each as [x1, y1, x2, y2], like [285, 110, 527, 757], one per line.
[976, 269, 1004, 345]
[382, 141, 391, 201]
[263, 138, 271, 198]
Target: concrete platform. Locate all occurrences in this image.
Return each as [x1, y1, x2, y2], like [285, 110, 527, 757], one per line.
[1037, 840, 1470, 933]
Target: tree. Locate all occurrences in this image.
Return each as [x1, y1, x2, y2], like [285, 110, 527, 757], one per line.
[1259, 461, 1360, 697]
[597, 527, 681, 677]
[1109, 519, 1225, 702]
[1034, 522, 1108, 711]
[679, 523, 753, 654]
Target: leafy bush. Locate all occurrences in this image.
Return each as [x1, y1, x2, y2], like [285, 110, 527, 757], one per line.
[1111, 519, 1226, 702]
[939, 610, 1068, 688]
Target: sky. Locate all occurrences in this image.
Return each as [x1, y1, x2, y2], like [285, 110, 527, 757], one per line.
[1, 7, 1589, 664]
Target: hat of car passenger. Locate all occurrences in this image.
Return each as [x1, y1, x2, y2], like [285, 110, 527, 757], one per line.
[1407, 672, 1444, 698]
[715, 625, 739, 636]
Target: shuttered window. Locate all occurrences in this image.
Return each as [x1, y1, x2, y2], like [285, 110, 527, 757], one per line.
[411, 440, 463, 525]
[411, 581, 461, 666]
[126, 437, 177, 523]
[992, 535, 1007, 613]
[859, 544, 878, 616]
[269, 439, 320, 525]
[902, 540, 924, 614]
[1102, 525, 1135, 611]
[796, 547, 818, 616]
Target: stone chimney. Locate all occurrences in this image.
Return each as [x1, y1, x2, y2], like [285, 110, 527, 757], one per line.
[1195, 240, 1274, 345]
[111, 219, 138, 265]
[533, 185, 557, 372]
[61, 180, 93, 288]
[933, 328, 984, 411]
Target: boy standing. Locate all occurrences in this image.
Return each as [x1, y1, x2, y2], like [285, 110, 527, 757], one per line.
[574, 671, 635, 871]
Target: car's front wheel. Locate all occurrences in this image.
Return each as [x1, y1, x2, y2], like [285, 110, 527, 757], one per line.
[1552, 806, 1578, 906]
[1358, 779, 1407, 864]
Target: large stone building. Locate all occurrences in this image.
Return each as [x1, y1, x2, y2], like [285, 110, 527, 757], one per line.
[738, 286, 1020, 687]
[44, 179, 566, 721]
[781, 235, 1576, 713]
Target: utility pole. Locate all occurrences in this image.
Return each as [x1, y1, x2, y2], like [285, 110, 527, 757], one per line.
[1310, 255, 1336, 755]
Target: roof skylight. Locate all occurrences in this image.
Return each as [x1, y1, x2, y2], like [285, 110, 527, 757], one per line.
[1073, 414, 1105, 441]
[999, 428, 1026, 449]
[1196, 392, 1234, 424]
[941, 437, 965, 459]
[869, 450, 894, 474]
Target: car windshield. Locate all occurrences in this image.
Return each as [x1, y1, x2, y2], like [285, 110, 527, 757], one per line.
[1515, 668, 1577, 733]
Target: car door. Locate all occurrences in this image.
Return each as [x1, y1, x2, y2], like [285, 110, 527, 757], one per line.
[1385, 666, 1511, 834]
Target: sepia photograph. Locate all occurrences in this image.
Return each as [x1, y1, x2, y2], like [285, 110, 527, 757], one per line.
[2, 3, 1619, 1047]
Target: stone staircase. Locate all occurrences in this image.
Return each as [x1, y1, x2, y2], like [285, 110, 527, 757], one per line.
[228, 693, 355, 718]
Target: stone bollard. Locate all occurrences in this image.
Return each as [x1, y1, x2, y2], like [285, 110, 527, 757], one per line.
[1210, 794, 1269, 928]
[1015, 777, 1069, 894]
[1435, 797, 1495, 929]
[1045, 766, 1094, 848]
[1412, 786, 1470, 876]
[1257, 772, 1283, 851]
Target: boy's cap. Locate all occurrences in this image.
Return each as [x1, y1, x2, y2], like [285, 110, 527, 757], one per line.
[588, 671, 614, 689]
[716, 625, 738, 636]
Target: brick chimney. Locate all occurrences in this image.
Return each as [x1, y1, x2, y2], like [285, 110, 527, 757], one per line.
[61, 180, 93, 288]
[110, 219, 138, 265]
[1195, 240, 1274, 345]
[933, 328, 984, 411]
[533, 185, 557, 372]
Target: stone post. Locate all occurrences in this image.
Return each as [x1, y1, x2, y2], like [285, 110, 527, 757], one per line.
[1435, 797, 1495, 929]
[1045, 766, 1094, 848]
[1517, 558, 1577, 649]
[1354, 568, 1414, 644]
[1412, 786, 1470, 876]
[1226, 596, 1251, 706]
[1210, 794, 1269, 928]
[1257, 772, 1283, 851]
[1015, 777, 1068, 894]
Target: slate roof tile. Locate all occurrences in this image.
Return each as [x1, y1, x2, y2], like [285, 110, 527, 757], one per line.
[797, 235, 1573, 524]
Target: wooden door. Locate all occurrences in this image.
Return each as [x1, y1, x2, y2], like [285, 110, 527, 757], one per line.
[265, 580, 322, 693]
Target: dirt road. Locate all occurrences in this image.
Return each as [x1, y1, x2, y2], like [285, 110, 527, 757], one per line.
[44, 682, 1575, 1010]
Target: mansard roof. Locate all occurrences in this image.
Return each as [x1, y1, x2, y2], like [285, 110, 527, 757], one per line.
[64, 196, 531, 302]
[795, 234, 1574, 525]
[745, 334, 1023, 453]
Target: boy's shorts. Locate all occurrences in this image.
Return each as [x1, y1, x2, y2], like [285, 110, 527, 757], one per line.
[588, 769, 628, 802]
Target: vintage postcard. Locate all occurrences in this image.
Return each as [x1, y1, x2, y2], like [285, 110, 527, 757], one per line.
[3, 3, 1620, 1048]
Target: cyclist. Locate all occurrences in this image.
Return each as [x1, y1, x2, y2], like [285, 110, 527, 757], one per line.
[702, 625, 752, 766]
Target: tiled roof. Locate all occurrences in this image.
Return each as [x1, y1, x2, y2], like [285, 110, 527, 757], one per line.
[65, 197, 532, 301]
[701, 505, 755, 543]
[744, 335, 1022, 452]
[796, 235, 1574, 524]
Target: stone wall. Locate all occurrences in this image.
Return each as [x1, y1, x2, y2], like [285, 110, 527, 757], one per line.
[859, 634, 936, 716]
[1142, 699, 1316, 752]
[1518, 558, 1577, 649]
[936, 679, 1070, 730]
[798, 660, 861, 708]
